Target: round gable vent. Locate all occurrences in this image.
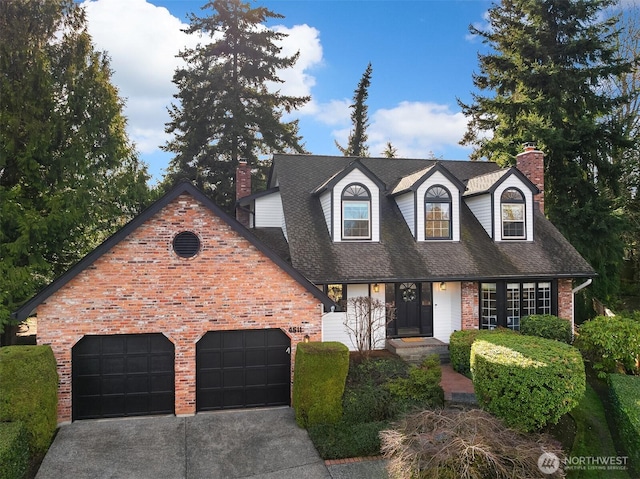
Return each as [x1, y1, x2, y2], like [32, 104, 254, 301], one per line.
[173, 231, 201, 258]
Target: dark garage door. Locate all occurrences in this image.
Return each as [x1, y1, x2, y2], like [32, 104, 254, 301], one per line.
[72, 334, 174, 420]
[196, 329, 291, 411]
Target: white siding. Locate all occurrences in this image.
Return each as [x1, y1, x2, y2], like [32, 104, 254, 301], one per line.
[493, 175, 534, 241]
[465, 194, 493, 237]
[319, 191, 332, 236]
[322, 311, 356, 350]
[395, 192, 415, 237]
[254, 191, 283, 228]
[332, 170, 380, 242]
[432, 282, 462, 343]
[416, 171, 461, 242]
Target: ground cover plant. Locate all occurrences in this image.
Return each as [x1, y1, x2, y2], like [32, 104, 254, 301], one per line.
[381, 408, 565, 479]
[308, 353, 444, 459]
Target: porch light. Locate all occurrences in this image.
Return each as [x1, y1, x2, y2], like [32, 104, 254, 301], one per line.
[303, 334, 310, 343]
[439, 282, 447, 291]
[373, 283, 380, 293]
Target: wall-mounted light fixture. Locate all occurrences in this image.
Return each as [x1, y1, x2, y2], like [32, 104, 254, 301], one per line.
[303, 334, 310, 343]
[439, 282, 447, 291]
[373, 283, 380, 293]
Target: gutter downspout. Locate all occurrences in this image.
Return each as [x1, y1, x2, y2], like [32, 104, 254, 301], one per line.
[571, 279, 593, 340]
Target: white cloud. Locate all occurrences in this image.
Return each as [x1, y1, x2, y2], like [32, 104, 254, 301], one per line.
[366, 102, 470, 158]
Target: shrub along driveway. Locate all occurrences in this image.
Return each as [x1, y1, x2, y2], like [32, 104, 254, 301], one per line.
[35, 408, 334, 479]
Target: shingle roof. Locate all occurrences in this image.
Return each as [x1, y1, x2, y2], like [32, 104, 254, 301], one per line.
[260, 154, 595, 283]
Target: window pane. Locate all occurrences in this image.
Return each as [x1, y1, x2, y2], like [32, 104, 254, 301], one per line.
[502, 204, 524, 238]
[506, 283, 520, 331]
[502, 204, 524, 221]
[538, 282, 551, 315]
[343, 201, 370, 238]
[481, 283, 497, 330]
[522, 283, 536, 317]
[327, 284, 346, 310]
[426, 203, 451, 238]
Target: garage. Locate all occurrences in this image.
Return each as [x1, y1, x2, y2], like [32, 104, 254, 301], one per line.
[72, 333, 175, 420]
[196, 329, 291, 411]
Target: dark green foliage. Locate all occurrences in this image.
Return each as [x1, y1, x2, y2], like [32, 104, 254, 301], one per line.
[520, 314, 572, 344]
[163, 0, 309, 211]
[336, 62, 372, 157]
[384, 355, 444, 410]
[0, 0, 151, 332]
[292, 342, 349, 428]
[449, 329, 513, 375]
[459, 0, 633, 304]
[575, 315, 640, 377]
[307, 421, 386, 460]
[0, 421, 29, 479]
[471, 333, 585, 432]
[0, 346, 58, 454]
[609, 374, 640, 473]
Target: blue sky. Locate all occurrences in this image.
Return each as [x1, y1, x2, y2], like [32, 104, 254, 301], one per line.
[82, 0, 496, 182]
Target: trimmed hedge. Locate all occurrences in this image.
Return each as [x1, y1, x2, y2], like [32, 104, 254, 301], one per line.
[609, 374, 640, 472]
[0, 421, 29, 479]
[308, 420, 387, 459]
[575, 315, 640, 377]
[520, 314, 572, 344]
[0, 346, 58, 454]
[471, 332, 585, 432]
[449, 329, 514, 375]
[292, 342, 349, 428]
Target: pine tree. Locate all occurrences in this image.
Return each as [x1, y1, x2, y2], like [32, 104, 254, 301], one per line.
[381, 141, 398, 158]
[336, 62, 373, 157]
[163, 0, 309, 210]
[0, 0, 151, 334]
[459, 0, 633, 305]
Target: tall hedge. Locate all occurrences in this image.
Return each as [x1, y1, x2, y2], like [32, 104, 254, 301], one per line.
[471, 333, 585, 432]
[0, 346, 58, 454]
[292, 342, 349, 428]
[0, 421, 29, 479]
[609, 374, 640, 473]
[520, 314, 572, 344]
[449, 329, 514, 375]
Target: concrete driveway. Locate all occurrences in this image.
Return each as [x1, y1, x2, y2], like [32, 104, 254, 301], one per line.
[35, 407, 388, 479]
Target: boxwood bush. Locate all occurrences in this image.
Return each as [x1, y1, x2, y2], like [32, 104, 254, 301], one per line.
[0, 421, 29, 479]
[471, 332, 585, 432]
[449, 329, 513, 375]
[292, 342, 349, 428]
[520, 314, 572, 344]
[0, 345, 58, 454]
[609, 374, 640, 473]
[575, 315, 640, 377]
[384, 354, 444, 410]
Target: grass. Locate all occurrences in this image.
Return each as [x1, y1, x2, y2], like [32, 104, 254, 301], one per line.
[561, 383, 631, 479]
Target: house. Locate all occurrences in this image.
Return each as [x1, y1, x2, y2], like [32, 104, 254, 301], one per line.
[12, 146, 594, 424]
[12, 182, 334, 424]
[237, 146, 595, 350]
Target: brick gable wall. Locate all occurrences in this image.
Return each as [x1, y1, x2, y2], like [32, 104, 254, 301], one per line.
[36, 194, 322, 424]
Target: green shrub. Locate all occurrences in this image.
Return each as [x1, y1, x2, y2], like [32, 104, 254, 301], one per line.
[0, 421, 29, 479]
[342, 382, 393, 424]
[0, 346, 58, 454]
[575, 315, 640, 377]
[449, 329, 513, 375]
[520, 314, 572, 343]
[609, 374, 640, 473]
[308, 420, 387, 459]
[471, 333, 585, 432]
[292, 342, 349, 428]
[385, 354, 444, 410]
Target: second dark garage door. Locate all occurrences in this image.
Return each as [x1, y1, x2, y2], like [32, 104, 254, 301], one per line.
[196, 329, 291, 411]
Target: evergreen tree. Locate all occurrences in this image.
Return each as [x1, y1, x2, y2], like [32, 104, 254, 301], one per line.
[0, 0, 151, 333]
[336, 62, 373, 157]
[459, 0, 633, 305]
[381, 141, 398, 158]
[163, 0, 309, 210]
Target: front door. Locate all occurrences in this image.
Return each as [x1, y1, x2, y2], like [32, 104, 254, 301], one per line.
[392, 282, 434, 337]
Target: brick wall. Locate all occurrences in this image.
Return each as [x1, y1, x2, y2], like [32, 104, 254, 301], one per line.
[461, 281, 479, 330]
[516, 147, 545, 213]
[36, 194, 322, 424]
[557, 278, 573, 322]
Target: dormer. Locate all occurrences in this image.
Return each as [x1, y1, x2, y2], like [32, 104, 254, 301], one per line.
[389, 162, 466, 242]
[312, 160, 384, 242]
[464, 168, 539, 241]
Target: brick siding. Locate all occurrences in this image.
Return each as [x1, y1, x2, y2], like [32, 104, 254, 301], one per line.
[461, 281, 479, 330]
[36, 194, 322, 424]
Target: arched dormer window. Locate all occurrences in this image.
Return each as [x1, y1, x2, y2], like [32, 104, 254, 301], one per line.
[501, 188, 525, 239]
[342, 183, 371, 239]
[425, 185, 452, 239]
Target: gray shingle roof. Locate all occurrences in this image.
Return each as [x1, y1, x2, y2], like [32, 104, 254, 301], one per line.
[258, 154, 594, 283]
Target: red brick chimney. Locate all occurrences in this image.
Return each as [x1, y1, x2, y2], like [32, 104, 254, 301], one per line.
[516, 143, 545, 214]
[235, 160, 251, 227]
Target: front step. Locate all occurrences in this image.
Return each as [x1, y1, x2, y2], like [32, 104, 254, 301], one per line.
[386, 337, 449, 364]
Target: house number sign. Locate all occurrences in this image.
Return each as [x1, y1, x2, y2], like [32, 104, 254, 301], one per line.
[288, 326, 305, 333]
